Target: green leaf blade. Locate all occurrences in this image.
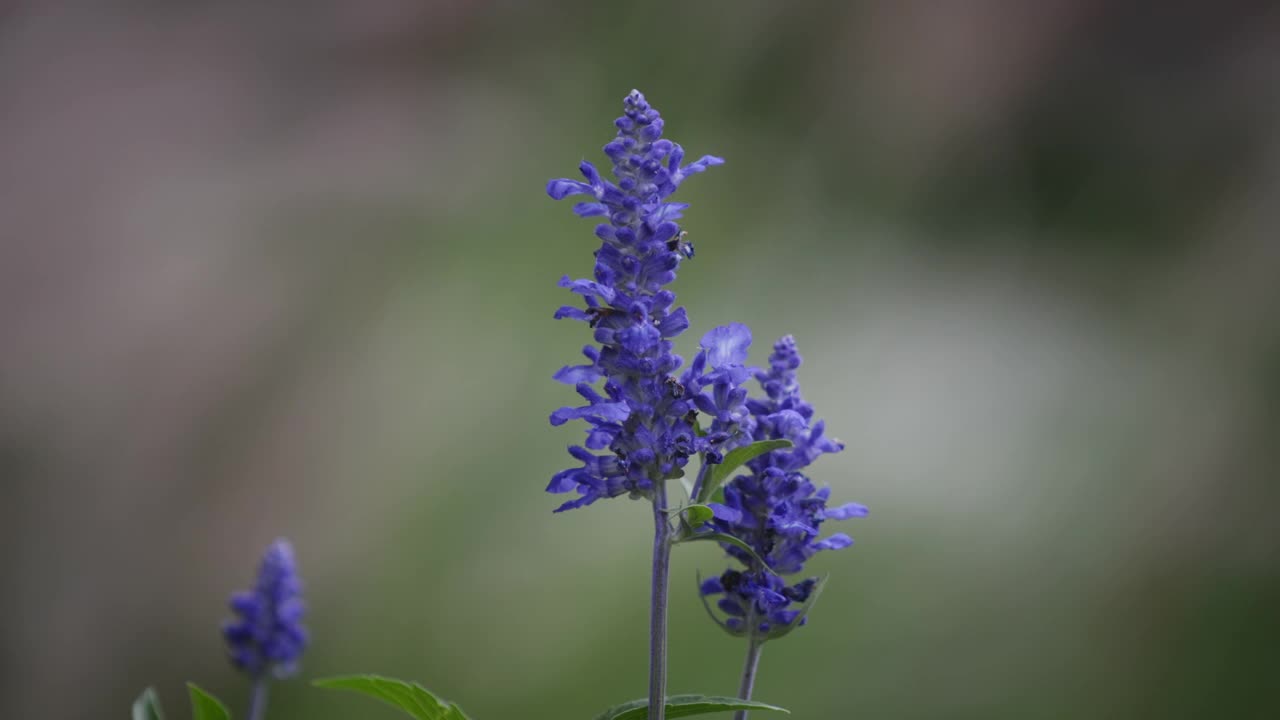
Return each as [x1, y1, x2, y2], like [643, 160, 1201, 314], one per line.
[132, 687, 165, 720]
[676, 530, 774, 574]
[683, 504, 715, 529]
[187, 684, 230, 720]
[595, 694, 789, 720]
[697, 440, 791, 504]
[313, 674, 471, 720]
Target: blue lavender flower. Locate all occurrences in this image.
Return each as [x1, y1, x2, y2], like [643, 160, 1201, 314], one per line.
[223, 539, 308, 678]
[681, 323, 756, 467]
[700, 336, 867, 635]
[546, 90, 731, 512]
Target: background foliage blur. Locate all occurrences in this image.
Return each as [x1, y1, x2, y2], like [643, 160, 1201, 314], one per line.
[2, 2, 1278, 718]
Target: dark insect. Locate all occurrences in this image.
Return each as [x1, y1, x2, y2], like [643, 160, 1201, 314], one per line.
[586, 306, 619, 328]
[664, 376, 686, 398]
[666, 230, 694, 258]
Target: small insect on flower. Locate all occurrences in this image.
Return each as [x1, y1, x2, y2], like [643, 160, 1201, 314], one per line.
[667, 230, 695, 258]
[586, 306, 620, 328]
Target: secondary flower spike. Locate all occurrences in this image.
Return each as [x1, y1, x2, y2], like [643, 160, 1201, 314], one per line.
[700, 336, 868, 635]
[223, 539, 308, 677]
[546, 89, 729, 512]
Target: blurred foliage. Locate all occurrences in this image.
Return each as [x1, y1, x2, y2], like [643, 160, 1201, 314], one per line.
[2, 2, 1278, 719]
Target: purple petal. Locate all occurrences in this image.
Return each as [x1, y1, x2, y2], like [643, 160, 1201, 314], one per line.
[553, 364, 601, 385]
[554, 306, 591, 321]
[675, 154, 725, 184]
[657, 307, 689, 338]
[813, 533, 854, 551]
[558, 276, 616, 303]
[549, 402, 629, 427]
[700, 576, 724, 595]
[701, 323, 752, 368]
[708, 502, 742, 524]
[572, 202, 609, 217]
[546, 179, 594, 200]
[823, 502, 869, 520]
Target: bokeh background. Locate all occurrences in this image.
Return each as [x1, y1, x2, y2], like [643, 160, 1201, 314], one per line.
[3, 2, 1279, 718]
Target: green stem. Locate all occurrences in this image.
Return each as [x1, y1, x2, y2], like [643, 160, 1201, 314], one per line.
[648, 480, 672, 720]
[734, 625, 765, 720]
[247, 676, 269, 720]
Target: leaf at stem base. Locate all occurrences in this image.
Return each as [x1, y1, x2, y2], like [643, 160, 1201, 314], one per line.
[187, 684, 230, 720]
[593, 694, 789, 720]
[313, 674, 471, 720]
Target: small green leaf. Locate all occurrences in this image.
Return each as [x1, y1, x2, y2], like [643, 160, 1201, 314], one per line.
[314, 674, 471, 720]
[676, 530, 774, 574]
[696, 440, 790, 504]
[187, 684, 230, 720]
[683, 504, 715, 529]
[767, 574, 829, 640]
[132, 687, 165, 720]
[594, 694, 788, 720]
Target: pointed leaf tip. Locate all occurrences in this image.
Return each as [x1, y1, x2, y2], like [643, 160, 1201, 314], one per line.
[132, 687, 164, 720]
[314, 674, 472, 720]
[186, 684, 230, 720]
[696, 439, 791, 504]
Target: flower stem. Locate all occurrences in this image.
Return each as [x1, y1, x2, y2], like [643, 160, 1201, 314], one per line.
[689, 455, 711, 502]
[733, 629, 765, 720]
[649, 480, 673, 720]
[247, 676, 269, 720]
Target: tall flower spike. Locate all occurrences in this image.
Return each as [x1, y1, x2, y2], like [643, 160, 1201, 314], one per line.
[547, 89, 727, 512]
[223, 539, 308, 678]
[700, 336, 867, 636]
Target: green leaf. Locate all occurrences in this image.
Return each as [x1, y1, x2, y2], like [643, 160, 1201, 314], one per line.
[682, 504, 714, 529]
[187, 684, 230, 720]
[696, 440, 790, 504]
[132, 687, 165, 720]
[676, 531, 774, 574]
[313, 675, 471, 720]
[767, 574, 829, 640]
[594, 694, 788, 720]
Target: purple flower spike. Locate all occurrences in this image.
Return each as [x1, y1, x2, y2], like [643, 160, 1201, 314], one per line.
[222, 539, 308, 678]
[546, 90, 737, 512]
[701, 337, 866, 636]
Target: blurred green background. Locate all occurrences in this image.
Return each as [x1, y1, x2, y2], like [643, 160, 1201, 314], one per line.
[2, 2, 1279, 718]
